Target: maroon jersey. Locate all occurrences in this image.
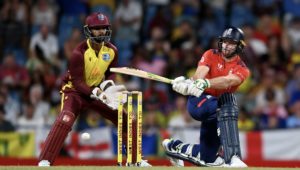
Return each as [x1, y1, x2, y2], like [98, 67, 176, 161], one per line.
[62, 39, 118, 96]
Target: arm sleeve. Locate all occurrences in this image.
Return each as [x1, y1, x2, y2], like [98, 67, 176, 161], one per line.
[232, 65, 250, 82]
[198, 50, 212, 68]
[69, 49, 92, 96]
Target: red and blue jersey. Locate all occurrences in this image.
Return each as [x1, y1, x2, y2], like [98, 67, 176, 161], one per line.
[198, 49, 250, 97]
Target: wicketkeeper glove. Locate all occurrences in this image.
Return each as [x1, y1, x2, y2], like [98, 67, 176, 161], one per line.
[99, 80, 115, 91]
[91, 80, 115, 100]
[91, 80, 127, 110]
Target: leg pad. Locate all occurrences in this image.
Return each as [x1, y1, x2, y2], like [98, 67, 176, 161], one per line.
[217, 93, 241, 163]
[39, 110, 76, 165]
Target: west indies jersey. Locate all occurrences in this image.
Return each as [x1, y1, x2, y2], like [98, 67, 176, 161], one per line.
[62, 39, 118, 96]
[198, 49, 250, 97]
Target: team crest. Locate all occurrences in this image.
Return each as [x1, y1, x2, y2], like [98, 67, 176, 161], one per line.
[102, 53, 110, 61]
[98, 14, 105, 21]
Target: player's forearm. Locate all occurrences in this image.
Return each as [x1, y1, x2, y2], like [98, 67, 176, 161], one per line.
[208, 76, 239, 89]
[72, 79, 93, 96]
[192, 66, 209, 80]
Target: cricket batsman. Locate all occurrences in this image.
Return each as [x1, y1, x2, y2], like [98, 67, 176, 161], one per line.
[38, 12, 151, 167]
[162, 27, 250, 167]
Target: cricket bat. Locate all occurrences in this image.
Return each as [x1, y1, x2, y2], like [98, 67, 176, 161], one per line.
[110, 67, 172, 84]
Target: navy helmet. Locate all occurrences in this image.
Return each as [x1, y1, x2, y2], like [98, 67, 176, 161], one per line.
[218, 27, 246, 56]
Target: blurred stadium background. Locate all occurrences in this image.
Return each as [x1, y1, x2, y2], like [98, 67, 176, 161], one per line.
[1, 0, 300, 167]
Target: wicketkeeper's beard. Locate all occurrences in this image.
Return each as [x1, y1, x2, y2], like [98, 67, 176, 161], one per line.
[90, 35, 105, 44]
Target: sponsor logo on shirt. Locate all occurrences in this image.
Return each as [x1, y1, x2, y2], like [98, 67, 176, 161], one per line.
[102, 53, 110, 61]
[217, 63, 223, 70]
[91, 68, 100, 76]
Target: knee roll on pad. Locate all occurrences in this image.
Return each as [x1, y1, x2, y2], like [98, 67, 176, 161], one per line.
[217, 93, 241, 163]
[59, 110, 76, 126]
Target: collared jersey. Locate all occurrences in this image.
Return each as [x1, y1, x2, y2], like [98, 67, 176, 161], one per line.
[198, 49, 250, 97]
[62, 39, 118, 96]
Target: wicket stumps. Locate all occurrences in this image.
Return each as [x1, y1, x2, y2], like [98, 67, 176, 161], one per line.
[117, 91, 142, 166]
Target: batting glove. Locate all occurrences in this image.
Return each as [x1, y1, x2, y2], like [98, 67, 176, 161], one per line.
[171, 76, 193, 96]
[187, 79, 210, 97]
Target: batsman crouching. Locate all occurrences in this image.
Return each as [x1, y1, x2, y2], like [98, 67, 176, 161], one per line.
[38, 12, 151, 167]
[162, 27, 249, 167]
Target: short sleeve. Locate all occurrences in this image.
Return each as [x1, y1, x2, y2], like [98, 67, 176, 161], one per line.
[198, 50, 213, 68]
[232, 65, 250, 82]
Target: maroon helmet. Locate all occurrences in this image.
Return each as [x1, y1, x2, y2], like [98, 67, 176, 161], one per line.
[83, 13, 112, 43]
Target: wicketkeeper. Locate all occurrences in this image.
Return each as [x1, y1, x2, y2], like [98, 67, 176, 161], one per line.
[38, 12, 151, 167]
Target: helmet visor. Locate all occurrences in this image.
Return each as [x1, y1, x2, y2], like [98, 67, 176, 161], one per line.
[84, 26, 112, 43]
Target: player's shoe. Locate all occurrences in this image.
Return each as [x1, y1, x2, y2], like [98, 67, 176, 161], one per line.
[205, 156, 226, 167]
[139, 159, 152, 167]
[162, 138, 184, 167]
[38, 160, 50, 167]
[229, 155, 247, 168]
